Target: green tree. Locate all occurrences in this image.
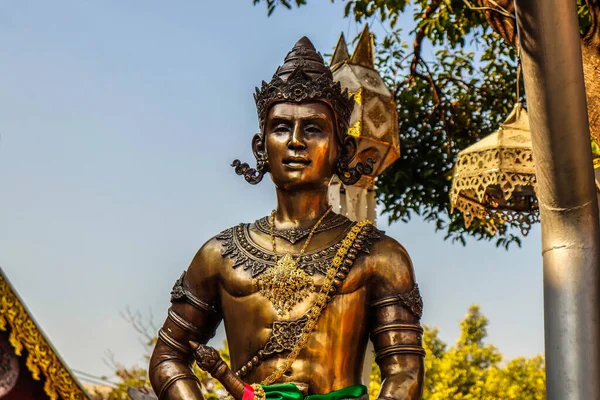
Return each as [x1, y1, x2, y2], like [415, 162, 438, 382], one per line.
[368, 305, 545, 399]
[252, 0, 598, 248]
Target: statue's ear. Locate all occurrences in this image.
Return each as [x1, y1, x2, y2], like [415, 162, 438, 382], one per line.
[339, 136, 357, 163]
[336, 136, 374, 185]
[252, 133, 266, 161]
[231, 133, 267, 185]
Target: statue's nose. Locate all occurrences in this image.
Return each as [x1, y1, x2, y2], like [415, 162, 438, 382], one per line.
[288, 123, 307, 150]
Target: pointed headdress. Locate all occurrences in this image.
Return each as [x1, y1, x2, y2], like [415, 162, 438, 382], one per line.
[253, 37, 355, 139]
[232, 37, 373, 185]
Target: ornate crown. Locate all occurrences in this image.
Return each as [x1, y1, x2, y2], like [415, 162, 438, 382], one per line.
[253, 37, 355, 139]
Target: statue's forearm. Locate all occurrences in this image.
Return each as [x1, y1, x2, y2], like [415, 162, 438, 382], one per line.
[150, 269, 223, 399]
[149, 345, 204, 399]
[148, 319, 220, 399]
[377, 362, 424, 400]
[370, 285, 425, 400]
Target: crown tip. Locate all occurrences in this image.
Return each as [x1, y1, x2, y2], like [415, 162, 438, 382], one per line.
[295, 36, 316, 50]
[331, 32, 350, 66]
[350, 24, 374, 68]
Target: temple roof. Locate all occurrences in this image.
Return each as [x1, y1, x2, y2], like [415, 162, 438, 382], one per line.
[0, 267, 90, 400]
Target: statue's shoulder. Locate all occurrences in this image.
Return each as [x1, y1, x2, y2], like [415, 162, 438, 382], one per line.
[188, 223, 249, 273]
[364, 229, 416, 292]
[187, 223, 242, 264]
[197, 234, 227, 258]
[367, 232, 411, 260]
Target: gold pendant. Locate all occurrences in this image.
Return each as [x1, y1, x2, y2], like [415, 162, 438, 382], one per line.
[258, 253, 314, 316]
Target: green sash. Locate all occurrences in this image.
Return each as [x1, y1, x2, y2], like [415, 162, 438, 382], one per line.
[262, 383, 367, 400]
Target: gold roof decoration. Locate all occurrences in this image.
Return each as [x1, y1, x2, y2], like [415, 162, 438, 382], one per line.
[331, 25, 400, 189]
[0, 268, 90, 399]
[450, 104, 539, 236]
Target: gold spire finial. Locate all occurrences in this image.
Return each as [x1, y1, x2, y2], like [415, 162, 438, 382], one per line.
[331, 32, 350, 66]
[350, 25, 374, 69]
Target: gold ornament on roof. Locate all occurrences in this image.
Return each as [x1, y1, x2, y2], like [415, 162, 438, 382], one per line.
[0, 272, 88, 400]
[331, 25, 400, 190]
[450, 104, 539, 236]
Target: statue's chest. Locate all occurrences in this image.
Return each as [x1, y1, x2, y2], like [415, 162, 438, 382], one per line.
[221, 260, 366, 300]
[216, 222, 379, 300]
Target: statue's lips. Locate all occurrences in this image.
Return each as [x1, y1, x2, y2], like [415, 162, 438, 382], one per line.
[283, 157, 311, 169]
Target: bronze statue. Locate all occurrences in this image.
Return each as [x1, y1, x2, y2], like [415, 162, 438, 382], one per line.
[149, 37, 425, 400]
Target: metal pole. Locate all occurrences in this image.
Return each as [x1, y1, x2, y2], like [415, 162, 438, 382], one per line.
[516, 0, 600, 398]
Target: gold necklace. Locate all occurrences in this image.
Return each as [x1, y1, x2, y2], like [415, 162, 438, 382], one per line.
[257, 206, 333, 316]
[261, 221, 373, 385]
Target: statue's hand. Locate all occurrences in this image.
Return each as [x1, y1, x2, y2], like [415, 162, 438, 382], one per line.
[189, 341, 246, 400]
[189, 341, 222, 374]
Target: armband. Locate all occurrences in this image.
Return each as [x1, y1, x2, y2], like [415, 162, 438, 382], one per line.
[370, 322, 423, 337]
[158, 328, 190, 354]
[170, 271, 220, 314]
[371, 284, 423, 319]
[375, 344, 426, 361]
[167, 307, 217, 342]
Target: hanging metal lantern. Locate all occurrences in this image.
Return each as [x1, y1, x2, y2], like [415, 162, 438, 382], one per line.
[331, 25, 400, 186]
[328, 25, 400, 222]
[450, 104, 539, 235]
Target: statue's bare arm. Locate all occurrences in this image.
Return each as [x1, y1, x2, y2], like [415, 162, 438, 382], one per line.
[368, 237, 425, 400]
[149, 238, 223, 399]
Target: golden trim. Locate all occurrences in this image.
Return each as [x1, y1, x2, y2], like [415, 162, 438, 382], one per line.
[252, 383, 266, 400]
[349, 88, 363, 106]
[348, 120, 362, 138]
[0, 272, 89, 400]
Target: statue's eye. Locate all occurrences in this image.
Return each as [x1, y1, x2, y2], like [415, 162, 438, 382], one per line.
[273, 124, 290, 134]
[305, 125, 322, 135]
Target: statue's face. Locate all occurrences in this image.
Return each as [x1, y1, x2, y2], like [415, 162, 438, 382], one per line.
[264, 101, 339, 190]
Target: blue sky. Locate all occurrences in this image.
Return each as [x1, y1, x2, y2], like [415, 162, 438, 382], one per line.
[0, 0, 543, 382]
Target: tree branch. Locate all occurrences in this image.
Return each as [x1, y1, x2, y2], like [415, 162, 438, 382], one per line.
[585, 0, 600, 45]
[474, 0, 517, 48]
[410, 0, 443, 76]
[412, 60, 456, 149]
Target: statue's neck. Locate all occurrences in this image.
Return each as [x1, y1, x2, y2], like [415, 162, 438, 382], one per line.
[274, 187, 330, 229]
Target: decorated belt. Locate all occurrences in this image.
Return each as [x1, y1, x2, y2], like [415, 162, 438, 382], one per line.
[243, 383, 368, 400]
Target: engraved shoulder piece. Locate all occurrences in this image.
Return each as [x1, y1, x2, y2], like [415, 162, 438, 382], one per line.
[170, 272, 187, 301]
[371, 284, 423, 319]
[215, 226, 237, 258]
[215, 224, 272, 277]
[170, 271, 220, 314]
